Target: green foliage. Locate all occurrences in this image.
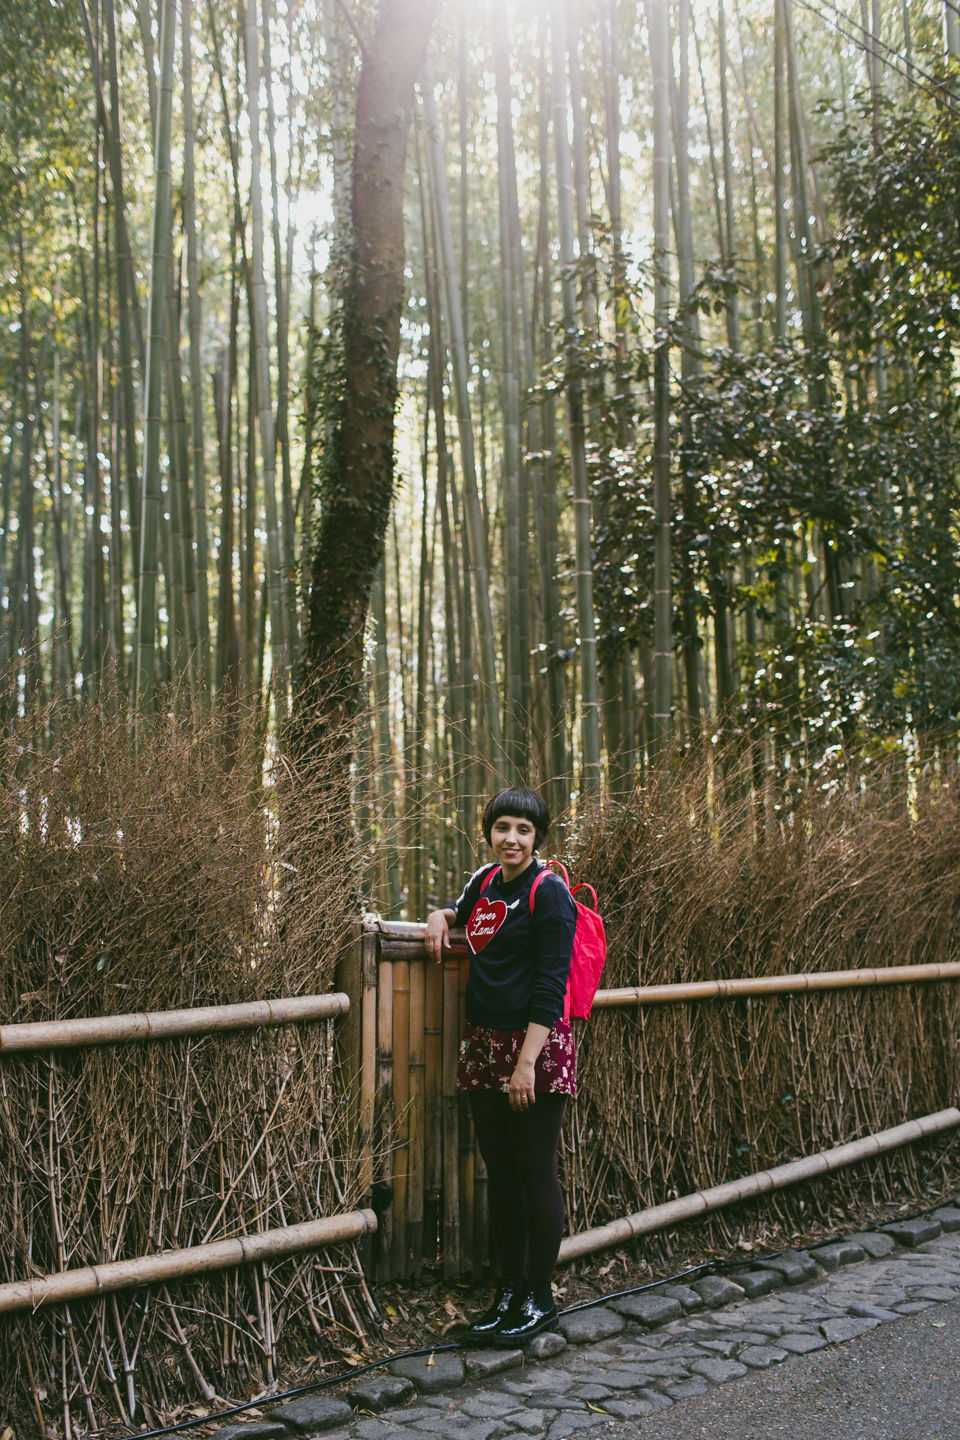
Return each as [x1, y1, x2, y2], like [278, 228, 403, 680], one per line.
[594, 80, 960, 759]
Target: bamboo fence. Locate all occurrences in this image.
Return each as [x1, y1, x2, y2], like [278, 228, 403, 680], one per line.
[557, 1107, 960, 1263]
[362, 920, 960, 1280]
[0, 713, 374, 1438]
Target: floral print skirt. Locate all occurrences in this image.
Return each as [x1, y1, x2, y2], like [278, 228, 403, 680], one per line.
[455, 1019, 577, 1096]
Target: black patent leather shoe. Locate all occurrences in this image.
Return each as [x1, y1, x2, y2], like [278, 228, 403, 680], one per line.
[491, 1286, 559, 1347]
[461, 1283, 521, 1347]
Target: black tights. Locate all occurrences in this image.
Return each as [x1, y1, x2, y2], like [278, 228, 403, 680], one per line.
[469, 1091, 566, 1283]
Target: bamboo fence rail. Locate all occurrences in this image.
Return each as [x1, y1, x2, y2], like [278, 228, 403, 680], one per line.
[0, 993, 351, 1053]
[592, 962, 960, 1008]
[0, 1211, 378, 1315]
[558, 1108, 960, 1262]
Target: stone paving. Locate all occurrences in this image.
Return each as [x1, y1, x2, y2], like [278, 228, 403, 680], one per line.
[225, 1205, 960, 1440]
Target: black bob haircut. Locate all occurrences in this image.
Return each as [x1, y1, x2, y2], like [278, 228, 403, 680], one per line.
[481, 787, 551, 849]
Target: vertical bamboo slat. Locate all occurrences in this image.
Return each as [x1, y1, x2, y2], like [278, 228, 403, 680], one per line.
[408, 958, 426, 1277]
[424, 951, 443, 1266]
[441, 957, 461, 1278]
[391, 960, 410, 1278]
[376, 957, 394, 1279]
[359, 932, 378, 1198]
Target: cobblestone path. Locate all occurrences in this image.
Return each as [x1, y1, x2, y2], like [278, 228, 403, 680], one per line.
[220, 1208, 960, 1440]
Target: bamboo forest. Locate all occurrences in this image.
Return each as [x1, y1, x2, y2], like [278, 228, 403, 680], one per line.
[11, 3, 960, 1432]
[4, 0, 960, 914]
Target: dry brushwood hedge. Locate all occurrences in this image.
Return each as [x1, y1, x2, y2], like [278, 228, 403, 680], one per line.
[560, 754, 960, 1247]
[0, 710, 371, 1438]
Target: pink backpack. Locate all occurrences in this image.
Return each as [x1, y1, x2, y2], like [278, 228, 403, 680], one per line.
[479, 860, 607, 1021]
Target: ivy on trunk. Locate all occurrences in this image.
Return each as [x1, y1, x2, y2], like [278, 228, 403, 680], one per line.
[299, 0, 439, 740]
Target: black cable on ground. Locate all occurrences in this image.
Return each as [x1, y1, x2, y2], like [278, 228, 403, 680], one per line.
[123, 1191, 956, 1440]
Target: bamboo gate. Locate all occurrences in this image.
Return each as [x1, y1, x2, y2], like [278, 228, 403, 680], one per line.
[335, 920, 960, 1283]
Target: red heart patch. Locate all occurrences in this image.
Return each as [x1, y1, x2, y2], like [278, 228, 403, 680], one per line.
[466, 897, 507, 953]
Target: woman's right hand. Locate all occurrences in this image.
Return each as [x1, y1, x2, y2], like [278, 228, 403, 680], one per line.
[424, 909, 452, 964]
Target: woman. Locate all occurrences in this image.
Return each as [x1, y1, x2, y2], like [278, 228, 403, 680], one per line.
[424, 786, 577, 1346]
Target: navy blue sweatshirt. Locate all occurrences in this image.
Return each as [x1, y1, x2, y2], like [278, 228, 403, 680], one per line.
[451, 859, 578, 1030]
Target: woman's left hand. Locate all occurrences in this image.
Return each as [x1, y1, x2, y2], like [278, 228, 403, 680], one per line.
[508, 1058, 537, 1111]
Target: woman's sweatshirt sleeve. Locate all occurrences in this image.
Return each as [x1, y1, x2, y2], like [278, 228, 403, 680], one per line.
[529, 876, 578, 1027]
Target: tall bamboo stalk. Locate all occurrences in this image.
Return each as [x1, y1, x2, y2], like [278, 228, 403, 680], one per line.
[263, 0, 297, 664]
[650, 0, 672, 752]
[174, 303, 200, 689]
[671, 0, 701, 731]
[493, 0, 525, 784]
[418, 121, 467, 881]
[136, 0, 176, 715]
[410, 389, 433, 922]
[774, 0, 788, 340]
[214, 344, 240, 711]
[102, 0, 143, 601]
[535, 43, 568, 813]
[717, 0, 741, 353]
[182, 0, 210, 692]
[243, 0, 287, 712]
[373, 560, 402, 918]
[550, 3, 601, 798]
[421, 61, 505, 780]
[784, 0, 821, 347]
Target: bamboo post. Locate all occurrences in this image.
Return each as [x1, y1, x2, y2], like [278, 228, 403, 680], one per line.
[391, 959, 410, 1278]
[0, 1212, 378, 1315]
[408, 957, 426, 1277]
[376, 954, 395, 1280]
[424, 948, 444, 1265]
[334, 920, 363, 1184]
[441, 955, 461, 1279]
[360, 932, 378, 1198]
[557, 1108, 960, 1264]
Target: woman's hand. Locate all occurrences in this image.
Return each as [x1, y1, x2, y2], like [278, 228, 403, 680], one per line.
[509, 1022, 551, 1111]
[508, 1058, 537, 1110]
[424, 909, 453, 964]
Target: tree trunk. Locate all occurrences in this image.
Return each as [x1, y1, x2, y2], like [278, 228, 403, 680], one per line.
[299, 0, 439, 744]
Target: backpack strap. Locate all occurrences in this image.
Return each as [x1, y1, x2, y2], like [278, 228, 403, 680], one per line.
[479, 862, 501, 893]
[571, 882, 598, 911]
[528, 864, 568, 914]
[528, 864, 575, 1021]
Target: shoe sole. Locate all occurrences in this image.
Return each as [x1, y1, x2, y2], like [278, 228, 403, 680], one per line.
[490, 1314, 559, 1348]
[460, 1327, 505, 1348]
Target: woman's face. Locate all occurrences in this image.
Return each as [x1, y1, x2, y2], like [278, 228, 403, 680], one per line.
[490, 814, 537, 875]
